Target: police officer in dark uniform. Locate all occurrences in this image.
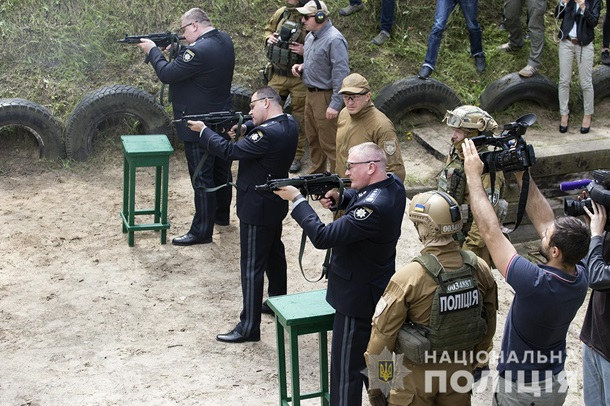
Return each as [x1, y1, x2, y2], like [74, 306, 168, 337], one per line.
[274, 142, 406, 406]
[137, 8, 235, 245]
[187, 86, 298, 343]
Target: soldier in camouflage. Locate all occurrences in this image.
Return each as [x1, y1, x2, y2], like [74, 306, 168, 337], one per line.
[365, 191, 497, 405]
[264, 0, 308, 173]
[438, 105, 507, 267]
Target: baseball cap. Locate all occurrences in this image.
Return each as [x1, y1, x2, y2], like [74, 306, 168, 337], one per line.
[339, 73, 371, 94]
[296, 0, 329, 16]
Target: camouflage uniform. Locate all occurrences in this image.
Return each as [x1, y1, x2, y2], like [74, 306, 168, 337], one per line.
[438, 148, 505, 266]
[263, 4, 308, 165]
[366, 244, 497, 405]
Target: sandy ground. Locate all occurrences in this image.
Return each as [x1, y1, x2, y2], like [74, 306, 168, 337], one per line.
[0, 114, 602, 405]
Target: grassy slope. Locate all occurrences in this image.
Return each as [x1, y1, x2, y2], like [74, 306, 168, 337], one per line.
[0, 0, 583, 124]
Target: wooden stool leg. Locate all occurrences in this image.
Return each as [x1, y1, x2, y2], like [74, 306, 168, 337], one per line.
[128, 163, 137, 247]
[160, 162, 169, 244]
[275, 320, 288, 406]
[154, 165, 161, 225]
[319, 331, 330, 406]
[122, 155, 129, 234]
[290, 333, 301, 406]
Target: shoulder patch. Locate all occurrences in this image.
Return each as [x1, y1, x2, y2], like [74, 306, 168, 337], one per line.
[364, 189, 381, 203]
[383, 140, 397, 156]
[248, 130, 264, 143]
[353, 206, 373, 220]
[183, 49, 195, 62]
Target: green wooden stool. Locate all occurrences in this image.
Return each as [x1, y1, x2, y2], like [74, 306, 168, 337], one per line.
[267, 289, 335, 406]
[120, 134, 174, 247]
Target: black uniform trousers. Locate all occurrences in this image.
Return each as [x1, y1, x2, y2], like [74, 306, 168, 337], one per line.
[184, 141, 232, 241]
[331, 312, 371, 406]
[236, 221, 287, 337]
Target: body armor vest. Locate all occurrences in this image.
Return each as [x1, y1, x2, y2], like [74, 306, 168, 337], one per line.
[413, 250, 488, 352]
[267, 11, 304, 75]
[438, 154, 466, 205]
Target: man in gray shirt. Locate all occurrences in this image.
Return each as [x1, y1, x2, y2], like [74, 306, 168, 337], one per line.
[292, 0, 349, 174]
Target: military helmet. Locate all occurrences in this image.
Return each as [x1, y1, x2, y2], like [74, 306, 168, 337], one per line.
[409, 191, 462, 240]
[443, 105, 498, 134]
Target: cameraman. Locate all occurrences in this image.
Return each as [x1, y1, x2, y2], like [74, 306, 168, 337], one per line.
[462, 138, 590, 404]
[581, 201, 610, 405]
[440, 105, 506, 267]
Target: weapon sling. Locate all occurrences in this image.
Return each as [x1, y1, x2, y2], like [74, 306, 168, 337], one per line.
[190, 114, 248, 192]
[297, 179, 348, 283]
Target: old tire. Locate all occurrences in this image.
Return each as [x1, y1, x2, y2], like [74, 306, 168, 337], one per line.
[0, 98, 65, 159]
[231, 84, 252, 114]
[65, 85, 173, 161]
[479, 73, 558, 113]
[374, 77, 463, 122]
[593, 65, 610, 103]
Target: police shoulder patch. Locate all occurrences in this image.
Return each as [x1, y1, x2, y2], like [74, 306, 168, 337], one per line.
[183, 49, 195, 62]
[248, 130, 264, 143]
[353, 206, 374, 221]
[383, 140, 397, 156]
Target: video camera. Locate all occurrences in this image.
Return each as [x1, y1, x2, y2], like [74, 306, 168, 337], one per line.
[470, 113, 537, 174]
[562, 170, 610, 230]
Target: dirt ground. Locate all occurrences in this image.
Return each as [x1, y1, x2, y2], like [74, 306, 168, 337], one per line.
[1, 110, 607, 405]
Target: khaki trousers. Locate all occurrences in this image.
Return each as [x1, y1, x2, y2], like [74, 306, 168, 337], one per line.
[304, 89, 337, 174]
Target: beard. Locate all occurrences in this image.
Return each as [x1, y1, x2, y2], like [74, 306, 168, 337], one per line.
[538, 243, 549, 261]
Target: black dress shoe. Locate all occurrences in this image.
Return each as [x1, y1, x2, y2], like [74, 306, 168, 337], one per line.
[172, 233, 211, 246]
[418, 65, 433, 80]
[214, 219, 230, 226]
[216, 329, 260, 343]
[559, 125, 568, 133]
[289, 160, 302, 173]
[580, 126, 590, 134]
[475, 55, 486, 73]
[261, 300, 274, 315]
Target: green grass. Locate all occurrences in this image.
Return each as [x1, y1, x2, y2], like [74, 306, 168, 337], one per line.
[0, 0, 589, 123]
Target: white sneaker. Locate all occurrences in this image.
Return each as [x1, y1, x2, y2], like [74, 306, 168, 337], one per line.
[518, 65, 537, 78]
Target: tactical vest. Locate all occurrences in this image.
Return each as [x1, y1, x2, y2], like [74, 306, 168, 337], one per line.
[412, 251, 488, 352]
[438, 154, 466, 205]
[266, 11, 304, 75]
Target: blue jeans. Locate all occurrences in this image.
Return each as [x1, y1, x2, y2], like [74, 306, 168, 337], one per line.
[583, 343, 610, 405]
[423, 0, 483, 69]
[350, 0, 395, 32]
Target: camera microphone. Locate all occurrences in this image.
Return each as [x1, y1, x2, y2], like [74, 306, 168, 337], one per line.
[560, 179, 592, 191]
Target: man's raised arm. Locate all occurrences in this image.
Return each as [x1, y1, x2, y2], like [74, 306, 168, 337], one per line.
[462, 139, 516, 277]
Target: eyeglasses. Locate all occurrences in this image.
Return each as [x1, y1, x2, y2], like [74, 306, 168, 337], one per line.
[302, 15, 315, 20]
[179, 21, 197, 33]
[345, 160, 380, 170]
[249, 97, 269, 108]
[342, 93, 368, 103]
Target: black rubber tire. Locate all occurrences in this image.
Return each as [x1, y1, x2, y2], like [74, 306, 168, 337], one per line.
[373, 77, 463, 122]
[479, 72, 558, 113]
[65, 85, 173, 161]
[231, 84, 252, 114]
[0, 98, 65, 159]
[593, 65, 610, 103]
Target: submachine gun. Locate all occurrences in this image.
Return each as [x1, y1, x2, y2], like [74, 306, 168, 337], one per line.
[255, 172, 351, 204]
[256, 172, 352, 283]
[172, 111, 252, 137]
[117, 32, 184, 64]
